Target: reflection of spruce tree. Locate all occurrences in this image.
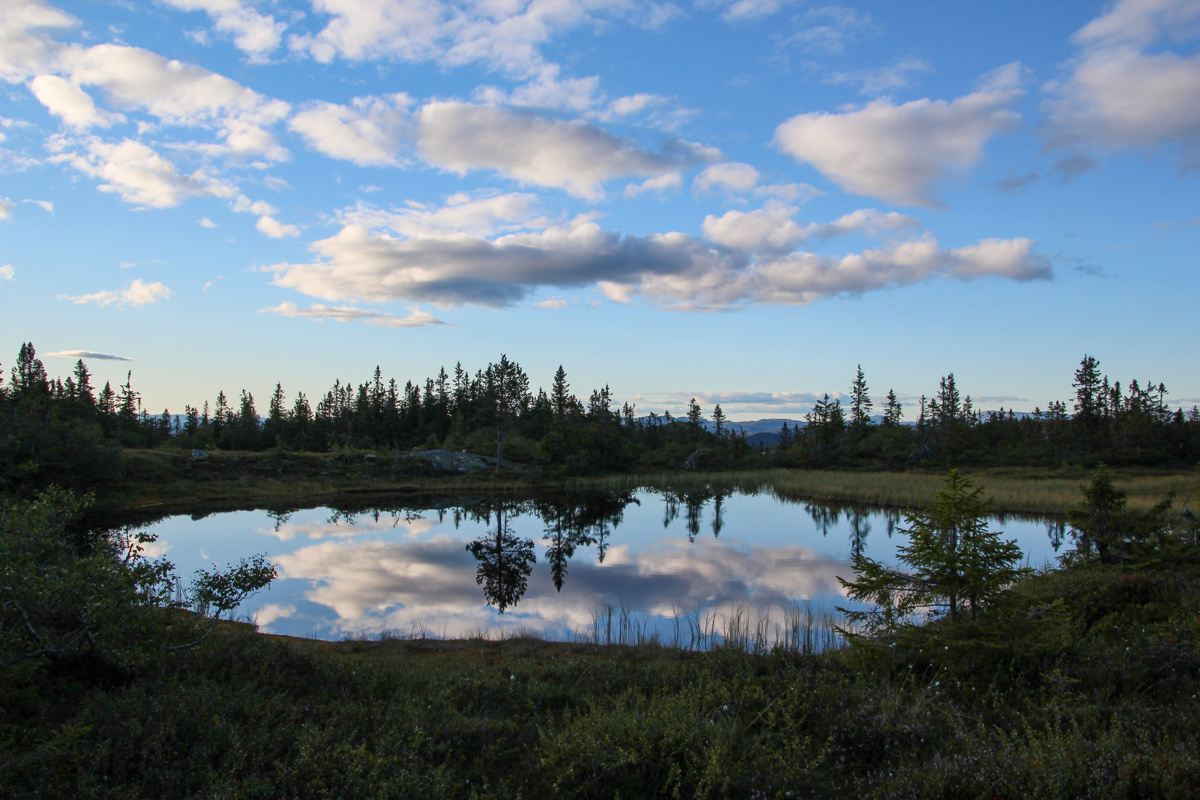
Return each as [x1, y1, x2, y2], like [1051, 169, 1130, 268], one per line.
[662, 491, 679, 528]
[681, 488, 714, 542]
[466, 505, 536, 612]
[711, 491, 728, 538]
[806, 502, 842, 537]
[538, 500, 596, 591]
[849, 509, 870, 560]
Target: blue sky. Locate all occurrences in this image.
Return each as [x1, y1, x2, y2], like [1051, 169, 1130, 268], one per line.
[1, 0, 1197, 420]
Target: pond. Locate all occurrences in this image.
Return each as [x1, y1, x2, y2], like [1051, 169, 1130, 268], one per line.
[136, 487, 1068, 646]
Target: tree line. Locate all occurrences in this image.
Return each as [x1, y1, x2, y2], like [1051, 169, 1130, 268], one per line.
[2, 342, 1197, 495]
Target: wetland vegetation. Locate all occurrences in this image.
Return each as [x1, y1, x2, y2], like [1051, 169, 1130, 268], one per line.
[3, 342, 1200, 797]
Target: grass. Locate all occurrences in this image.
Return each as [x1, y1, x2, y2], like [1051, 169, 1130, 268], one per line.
[6, 554, 1200, 798]
[573, 466, 1195, 515]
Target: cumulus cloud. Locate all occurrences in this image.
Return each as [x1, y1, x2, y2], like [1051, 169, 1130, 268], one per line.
[699, 0, 800, 23]
[0, 198, 13, 220]
[417, 102, 715, 199]
[26, 199, 53, 213]
[693, 162, 760, 194]
[753, 182, 823, 202]
[775, 63, 1025, 206]
[199, 216, 217, 227]
[533, 298, 568, 309]
[702, 203, 921, 253]
[0, 0, 75, 82]
[56, 43, 290, 160]
[342, 192, 544, 239]
[160, 0, 286, 58]
[232, 195, 276, 215]
[44, 349, 132, 360]
[268, 212, 1048, 311]
[292, 0, 679, 79]
[826, 57, 933, 95]
[61, 278, 174, 307]
[29, 74, 125, 129]
[263, 301, 447, 328]
[0, 265, 13, 280]
[475, 64, 606, 113]
[623, 173, 683, 198]
[289, 93, 413, 166]
[50, 137, 216, 208]
[256, 215, 299, 238]
[1044, 0, 1200, 170]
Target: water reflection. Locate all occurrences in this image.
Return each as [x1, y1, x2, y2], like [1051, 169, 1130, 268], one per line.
[138, 488, 1062, 641]
[466, 505, 535, 613]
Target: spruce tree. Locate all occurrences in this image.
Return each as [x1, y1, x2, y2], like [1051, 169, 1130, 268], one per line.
[838, 470, 1026, 635]
[849, 365, 873, 429]
[711, 404, 726, 438]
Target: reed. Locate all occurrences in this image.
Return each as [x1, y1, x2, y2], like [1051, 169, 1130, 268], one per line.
[570, 467, 1193, 515]
[583, 600, 843, 654]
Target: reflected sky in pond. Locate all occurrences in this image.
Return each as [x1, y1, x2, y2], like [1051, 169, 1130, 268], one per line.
[141, 489, 1065, 642]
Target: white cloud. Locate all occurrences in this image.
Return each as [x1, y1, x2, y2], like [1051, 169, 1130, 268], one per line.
[605, 92, 667, 118]
[57, 43, 290, 161]
[693, 162, 760, 194]
[1072, 0, 1200, 51]
[292, 0, 680, 78]
[704, 0, 800, 23]
[775, 63, 1025, 206]
[199, 216, 217, 227]
[29, 74, 125, 129]
[0, 0, 75, 82]
[50, 137, 213, 208]
[263, 301, 447, 327]
[702, 203, 922, 254]
[623, 173, 683, 198]
[268, 215, 1048, 311]
[0, 265, 13, 280]
[753, 182, 823, 202]
[417, 102, 713, 199]
[256, 215, 299, 238]
[61, 278, 174, 307]
[25, 199, 53, 213]
[476, 64, 605, 113]
[784, 5, 877, 54]
[44, 349, 132, 360]
[0, 198, 13, 220]
[826, 57, 933, 95]
[160, 0, 286, 58]
[342, 192, 544, 239]
[1044, 0, 1200, 170]
[702, 201, 810, 253]
[289, 93, 413, 166]
[232, 194, 277, 215]
[533, 298, 568, 309]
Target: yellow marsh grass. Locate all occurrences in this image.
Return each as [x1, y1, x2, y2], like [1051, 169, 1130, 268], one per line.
[570, 469, 1196, 515]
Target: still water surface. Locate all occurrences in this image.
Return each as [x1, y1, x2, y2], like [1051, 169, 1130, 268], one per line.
[141, 488, 1067, 643]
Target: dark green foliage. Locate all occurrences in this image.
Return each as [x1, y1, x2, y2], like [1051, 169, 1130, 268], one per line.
[3, 341, 1198, 485]
[839, 470, 1027, 634]
[1068, 464, 1177, 564]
